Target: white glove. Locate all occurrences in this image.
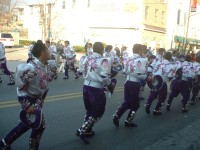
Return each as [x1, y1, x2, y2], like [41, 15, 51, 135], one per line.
[147, 66, 153, 73]
[138, 74, 147, 80]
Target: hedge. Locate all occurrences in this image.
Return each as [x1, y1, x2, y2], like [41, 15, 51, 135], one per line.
[73, 45, 85, 53]
[19, 40, 88, 53]
[19, 40, 35, 46]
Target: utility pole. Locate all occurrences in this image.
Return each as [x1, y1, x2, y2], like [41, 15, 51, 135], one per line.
[43, 0, 47, 42]
[39, 4, 45, 41]
[183, 0, 192, 51]
[48, 3, 52, 42]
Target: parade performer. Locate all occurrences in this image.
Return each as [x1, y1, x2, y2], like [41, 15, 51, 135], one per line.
[46, 40, 58, 79]
[171, 49, 178, 62]
[121, 45, 129, 60]
[166, 55, 195, 112]
[190, 56, 200, 105]
[84, 42, 93, 56]
[103, 45, 122, 97]
[62, 40, 79, 79]
[0, 41, 57, 150]
[0, 42, 15, 85]
[121, 46, 129, 73]
[145, 50, 176, 115]
[76, 42, 112, 144]
[112, 43, 148, 127]
[46, 40, 58, 63]
[27, 41, 36, 63]
[139, 45, 148, 100]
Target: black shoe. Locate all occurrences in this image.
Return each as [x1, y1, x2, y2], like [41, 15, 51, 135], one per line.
[124, 120, 137, 127]
[140, 97, 144, 100]
[190, 101, 195, 105]
[182, 107, 188, 113]
[0, 140, 4, 150]
[84, 130, 95, 138]
[153, 110, 162, 115]
[63, 76, 69, 79]
[0, 79, 2, 83]
[75, 75, 79, 79]
[7, 82, 15, 85]
[76, 129, 81, 137]
[145, 105, 150, 114]
[0, 141, 11, 150]
[113, 115, 119, 127]
[54, 75, 58, 80]
[107, 83, 115, 96]
[5, 145, 11, 150]
[80, 134, 89, 144]
[76, 130, 89, 144]
[166, 104, 170, 111]
[76, 129, 95, 137]
[122, 72, 126, 75]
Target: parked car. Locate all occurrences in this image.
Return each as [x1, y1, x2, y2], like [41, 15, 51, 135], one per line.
[0, 33, 14, 48]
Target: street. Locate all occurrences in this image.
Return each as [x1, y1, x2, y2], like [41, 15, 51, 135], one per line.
[0, 47, 200, 150]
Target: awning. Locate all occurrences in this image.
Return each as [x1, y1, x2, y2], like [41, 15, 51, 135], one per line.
[144, 24, 166, 33]
[174, 35, 200, 44]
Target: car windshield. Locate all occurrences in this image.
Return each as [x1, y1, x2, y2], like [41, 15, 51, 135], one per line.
[1, 34, 13, 38]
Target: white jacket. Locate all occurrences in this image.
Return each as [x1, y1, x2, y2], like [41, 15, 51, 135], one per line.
[124, 54, 148, 82]
[79, 52, 112, 88]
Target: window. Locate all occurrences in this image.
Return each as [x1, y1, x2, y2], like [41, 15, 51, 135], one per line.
[72, 0, 76, 8]
[47, 4, 50, 14]
[145, 6, 149, 20]
[1, 33, 13, 38]
[62, 0, 66, 9]
[39, 5, 43, 14]
[88, 0, 90, 8]
[30, 6, 33, 14]
[162, 0, 167, 3]
[154, 9, 158, 22]
[161, 11, 165, 24]
[19, 8, 24, 15]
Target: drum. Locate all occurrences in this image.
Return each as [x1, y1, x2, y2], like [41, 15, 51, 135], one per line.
[19, 109, 42, 129]
[175, 68, 182, 82]
[112, 64, 123, 72]
[192, 75, 200, 87]
[147, 75, 163, 91]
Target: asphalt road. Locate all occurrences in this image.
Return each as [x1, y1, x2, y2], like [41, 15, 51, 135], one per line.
[0, 47, 200, 150]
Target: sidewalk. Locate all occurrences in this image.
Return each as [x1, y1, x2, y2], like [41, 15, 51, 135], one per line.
[1, 53, 85, 75]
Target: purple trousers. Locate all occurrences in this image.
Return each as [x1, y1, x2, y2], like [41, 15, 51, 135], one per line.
[167, 79, 190, 107]
[146, 82, 167, 110]
[83, 85, 106, 121]
[64, 60, 78, 77]
[2, 115, 45, 148]
[0, 58, 12, 76]
[115, 81, 141, 119]
[1, 94, 47, 149]
[190, 85, 200, 102]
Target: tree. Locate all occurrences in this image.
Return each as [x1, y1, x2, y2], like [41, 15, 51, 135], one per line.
[0, 0, 27, 27]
